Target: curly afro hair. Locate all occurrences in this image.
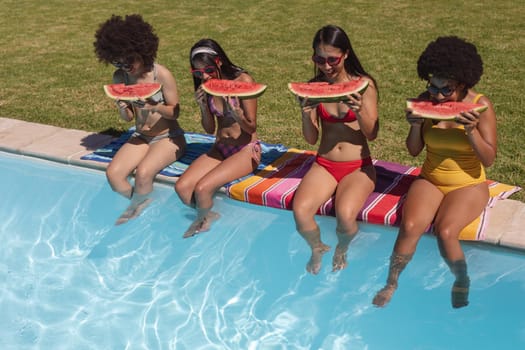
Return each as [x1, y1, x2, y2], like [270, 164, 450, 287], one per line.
[93, 14, 159, 70]
[417, 36, 483, 88]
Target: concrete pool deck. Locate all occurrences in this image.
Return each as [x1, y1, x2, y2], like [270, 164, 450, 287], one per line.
[1, 116, 524, 250]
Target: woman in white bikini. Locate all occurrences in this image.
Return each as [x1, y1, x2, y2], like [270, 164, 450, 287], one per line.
[94, 14, 186, 225]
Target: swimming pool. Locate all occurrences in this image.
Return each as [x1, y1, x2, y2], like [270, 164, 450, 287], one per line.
[1, 151, 524, 350]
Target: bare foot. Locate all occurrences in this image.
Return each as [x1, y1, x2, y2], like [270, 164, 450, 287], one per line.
[115, 198, 153, 225]
[183, 211, 220, 238]
[332, 244, 349, 272]
[306, 244, 331, 274]
[372, 284, 397, 307]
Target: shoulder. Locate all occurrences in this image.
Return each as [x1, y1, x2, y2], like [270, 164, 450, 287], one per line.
[360, 75, 376, 88]
[154, 63, 175, 79]
[235, 72, 255, 83]
[467, 90, 493, 108]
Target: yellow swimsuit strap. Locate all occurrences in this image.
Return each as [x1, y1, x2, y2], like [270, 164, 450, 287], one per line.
[473, 93, 484, 103]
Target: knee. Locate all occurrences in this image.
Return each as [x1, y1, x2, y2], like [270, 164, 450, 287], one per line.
[175, 178, 192, 199]
[433, 223, 457, 242]
[134, 165, 156, 184]
[192, 179, 217, 200]
[400, 218, 425, 237]
[292, 199, 315, 220]
[335, 206, 359, 225]
[105, 165, 122, 190]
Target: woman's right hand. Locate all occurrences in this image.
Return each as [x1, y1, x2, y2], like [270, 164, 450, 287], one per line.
[297, 96, 318, 114]
[195, 86, 207, 108]
[405, 109, 425, 126]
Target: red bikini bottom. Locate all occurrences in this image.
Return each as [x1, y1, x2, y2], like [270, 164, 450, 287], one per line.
[315, 155, 373, 182]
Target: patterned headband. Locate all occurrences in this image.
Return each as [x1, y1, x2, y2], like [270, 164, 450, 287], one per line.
[190, 47, 218, 59]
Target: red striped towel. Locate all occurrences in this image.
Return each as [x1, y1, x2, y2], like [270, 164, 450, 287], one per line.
[226, 149, 521, 241]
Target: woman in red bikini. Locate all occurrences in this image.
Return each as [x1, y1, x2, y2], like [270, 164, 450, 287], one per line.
[175, 38, 261, 238]
[293, 25, 379, 274]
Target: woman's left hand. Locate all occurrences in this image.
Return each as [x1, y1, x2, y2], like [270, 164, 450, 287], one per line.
[223, 96, 243, 120]
[342, 92, 362, 112]
[456, 109, 481, 134]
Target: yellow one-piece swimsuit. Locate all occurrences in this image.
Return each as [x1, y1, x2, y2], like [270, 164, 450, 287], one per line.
[420, 94, 486, 194]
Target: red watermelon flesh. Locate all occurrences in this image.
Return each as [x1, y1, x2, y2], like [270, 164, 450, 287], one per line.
[201, 79, 267, 98]
[288, 79, 369, 102]
[406, 99, 488, 120]
[103, 83, 162, 101]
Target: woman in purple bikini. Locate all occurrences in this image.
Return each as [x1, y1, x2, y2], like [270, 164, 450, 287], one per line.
[175, 38, 261, 238]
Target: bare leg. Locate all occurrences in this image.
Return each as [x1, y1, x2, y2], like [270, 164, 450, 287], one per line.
[331, 164, 375, 272]
[434, 183, 488, 308]
[332, 228, 357, 272]
[183, 207, 221, 238]
[115, 191, 153, 225]
[297, 227, 331, 274]
[372, 252, 413, 307]
[448, 259, 470, 308]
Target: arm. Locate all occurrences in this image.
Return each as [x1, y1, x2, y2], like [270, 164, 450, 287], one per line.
[149, 64, 180, 120]
[224, 73, 258, 134]
[112, 71, 134, 122]
[349, 77, 379, 141]
[405, 111, 425, 156]
[297, 97, 320, 145]
[195, 86, 216, 134]
[457, 96, 497, 167]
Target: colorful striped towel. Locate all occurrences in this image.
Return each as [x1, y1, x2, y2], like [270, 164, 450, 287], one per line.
[81, 128, 288, 177]
[226, 149, 521, 241]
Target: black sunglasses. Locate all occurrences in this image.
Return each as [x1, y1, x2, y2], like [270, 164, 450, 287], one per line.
[426, 82, 455, 97]
[111, 60, 133, 71]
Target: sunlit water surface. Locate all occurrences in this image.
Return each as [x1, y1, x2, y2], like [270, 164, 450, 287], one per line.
[1, 151, 524, 350]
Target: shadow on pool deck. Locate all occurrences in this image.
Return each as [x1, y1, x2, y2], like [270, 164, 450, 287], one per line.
[1, 116, 524, 250]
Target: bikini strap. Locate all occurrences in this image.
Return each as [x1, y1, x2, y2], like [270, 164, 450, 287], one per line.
[473, 93, 484, 103]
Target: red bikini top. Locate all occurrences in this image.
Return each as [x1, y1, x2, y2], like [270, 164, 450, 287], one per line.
[316, 103, 357, 123]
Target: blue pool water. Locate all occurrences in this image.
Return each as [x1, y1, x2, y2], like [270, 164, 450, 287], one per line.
[1, 151, 525, 350]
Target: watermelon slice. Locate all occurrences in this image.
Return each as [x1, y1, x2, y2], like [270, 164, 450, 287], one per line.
[201, 79, 267, 99]
[103, 83, 162, 101]
[288, 79, 369, 102]
[406, 99, 488, 120]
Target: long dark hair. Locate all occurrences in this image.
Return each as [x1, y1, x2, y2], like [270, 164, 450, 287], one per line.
[311, 25, 377, 89]
[189, 38, 246, 90]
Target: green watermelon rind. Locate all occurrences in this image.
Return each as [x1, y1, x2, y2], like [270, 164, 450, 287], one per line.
[288, 80, 369, 103]
[202, 79, 267, 99]
[406, 99, 488, 120]
[104, 83, 162, 101]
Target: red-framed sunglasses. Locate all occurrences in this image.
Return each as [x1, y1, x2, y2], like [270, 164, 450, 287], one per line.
[312, 55, 344, 66]
[190, 66, 217, 78]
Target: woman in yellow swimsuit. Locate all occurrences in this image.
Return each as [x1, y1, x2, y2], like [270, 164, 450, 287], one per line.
[373, 36, 497, 308]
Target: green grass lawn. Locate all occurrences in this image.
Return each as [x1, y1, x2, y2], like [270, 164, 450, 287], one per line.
[1, 0, 523, 201]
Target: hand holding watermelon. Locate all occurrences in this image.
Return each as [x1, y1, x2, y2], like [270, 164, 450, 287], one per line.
[222, 96, 243, 120]
[455, 109, 482, 134]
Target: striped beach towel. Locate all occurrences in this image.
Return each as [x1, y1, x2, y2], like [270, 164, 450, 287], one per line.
[81, 128, 288, 177]
[226, 149, 521, 241]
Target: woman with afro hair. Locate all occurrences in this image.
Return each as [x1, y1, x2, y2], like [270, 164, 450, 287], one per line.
[373, 36, 497, 308]
[94, 14, 186, 225]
